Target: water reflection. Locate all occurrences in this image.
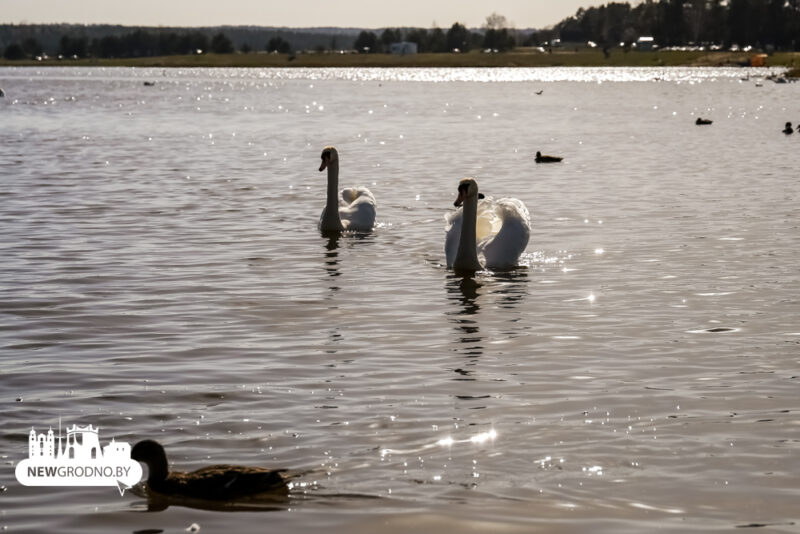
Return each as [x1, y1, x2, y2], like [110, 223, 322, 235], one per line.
[445, 274, 484, 358]
[132, 486, 289, 512]
[325, 328, 343, 355]
[380, 428, 498, 457]
[321, 235, 340, 294]
[489, 271, 530, 310]
[445, 271, 532, 366]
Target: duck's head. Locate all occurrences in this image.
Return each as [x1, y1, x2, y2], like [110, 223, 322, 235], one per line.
[131, 439, 169, 484]
[319, 146, 339, 172]
[454, 178, 484, 207]
[535, 151, 542, 158]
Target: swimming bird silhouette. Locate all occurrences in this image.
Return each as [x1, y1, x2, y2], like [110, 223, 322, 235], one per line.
[535, 151, 562, 163]
[318, 146, 377, 233]
[783, 122, 794, 135]
[695, 118, 713, 125]
[445, 178, 531, 272]
[131, 440, 289, 501]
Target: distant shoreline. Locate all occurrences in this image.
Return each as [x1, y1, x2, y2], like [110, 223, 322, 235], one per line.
[2, 50, 799, 71]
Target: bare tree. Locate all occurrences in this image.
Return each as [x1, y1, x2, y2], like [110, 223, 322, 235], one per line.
[484, 12, 509, 30]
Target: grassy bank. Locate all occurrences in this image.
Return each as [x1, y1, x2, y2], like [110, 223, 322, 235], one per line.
[2, 49, 799, 69]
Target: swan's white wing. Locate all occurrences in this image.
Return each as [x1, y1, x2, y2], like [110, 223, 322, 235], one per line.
[339, 187, 377, 231]
[444, 208, 463, 269]
[341, 187, 375, 205]
[480, 197, 531, 270]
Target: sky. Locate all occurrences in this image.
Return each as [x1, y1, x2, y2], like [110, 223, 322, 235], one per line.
[3, 0, 599, 29]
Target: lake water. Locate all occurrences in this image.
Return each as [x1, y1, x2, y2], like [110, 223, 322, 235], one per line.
[1, 66, 798, 533]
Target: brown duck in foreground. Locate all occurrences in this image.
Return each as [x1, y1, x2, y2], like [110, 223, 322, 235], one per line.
[131, 440, 289, 501]
[535, 151, 563, 163]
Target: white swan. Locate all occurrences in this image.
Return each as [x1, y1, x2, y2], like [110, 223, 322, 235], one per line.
[445, 178, 531, 271]
[318, 146, 377, 233]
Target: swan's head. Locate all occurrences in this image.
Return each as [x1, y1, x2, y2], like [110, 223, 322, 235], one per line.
[319, 146, 339, 172]
[454, 178, 484, 207]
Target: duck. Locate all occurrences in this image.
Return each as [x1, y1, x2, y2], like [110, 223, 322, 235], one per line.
[445, 178, 531, 272]
[318, 146, 377, 233]
[131, 439, 289, 501]
[535, 151, 562, 163]
[695, 117, 713, 125]
[783, 122, 794, 134]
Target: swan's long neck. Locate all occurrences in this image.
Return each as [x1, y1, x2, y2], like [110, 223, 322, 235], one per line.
[454, 195, 482, 271]
[321, 160, 344, 232]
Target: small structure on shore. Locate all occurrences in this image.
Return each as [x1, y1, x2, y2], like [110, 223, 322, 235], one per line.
[636, 36, 655, 51]
[389, 42, 418, 55]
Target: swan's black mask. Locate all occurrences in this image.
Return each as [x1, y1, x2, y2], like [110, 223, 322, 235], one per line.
[453, 182, 485, 207]
[319, 150, 332, 172]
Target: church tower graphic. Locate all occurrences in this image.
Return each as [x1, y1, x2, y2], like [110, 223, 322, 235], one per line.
[18, 418, 142, 496]
[27, 419, 131, 462]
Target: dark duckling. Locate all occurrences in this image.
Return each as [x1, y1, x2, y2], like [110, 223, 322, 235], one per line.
[695, 117, 713, 125]
[783, 122, 793, 134]
[535, 151, 562, 163]
[131, 439, 288, 501]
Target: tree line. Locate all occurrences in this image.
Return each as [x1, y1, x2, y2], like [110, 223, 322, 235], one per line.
[4, 29, 251, 60]
[0, 24, 356, 60]
[343, 0, 800, 54]
[2, 0, 799, 60]
[555, 0, 799, 50]
[0, 19, 517, 60]
[353, 18, 516, 53]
